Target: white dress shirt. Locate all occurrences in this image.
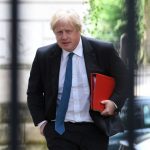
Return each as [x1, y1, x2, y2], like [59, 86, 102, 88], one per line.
[58, 38, 93, 122]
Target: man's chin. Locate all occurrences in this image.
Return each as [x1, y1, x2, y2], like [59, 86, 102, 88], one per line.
[61, 46, 74, 52]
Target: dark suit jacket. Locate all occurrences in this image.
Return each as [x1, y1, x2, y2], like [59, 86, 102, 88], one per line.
[27, 36, 128, 126]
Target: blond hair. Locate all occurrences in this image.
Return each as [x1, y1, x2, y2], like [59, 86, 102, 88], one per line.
[50, 9, 82, 32]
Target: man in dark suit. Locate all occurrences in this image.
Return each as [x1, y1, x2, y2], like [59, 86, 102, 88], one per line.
[27, 9, 128, 150]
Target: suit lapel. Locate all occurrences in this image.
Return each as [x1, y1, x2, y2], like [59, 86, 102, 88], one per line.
[46, 45, 62, 95]
[82, 36, 101, 85]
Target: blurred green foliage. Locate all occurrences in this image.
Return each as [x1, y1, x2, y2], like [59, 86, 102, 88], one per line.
[84, 0, 127, 43]
[84, 0, 146, 64]
[84, 0, 144, 45]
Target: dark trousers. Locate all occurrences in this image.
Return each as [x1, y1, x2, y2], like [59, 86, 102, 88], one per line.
[43, 122, 109, 150]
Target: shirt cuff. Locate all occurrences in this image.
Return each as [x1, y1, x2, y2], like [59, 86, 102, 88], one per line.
[113, 102, 118, 109]
[38, 120, 48, 128]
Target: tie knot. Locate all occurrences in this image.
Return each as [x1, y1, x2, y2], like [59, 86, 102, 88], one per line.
[68, 52, 74, 59]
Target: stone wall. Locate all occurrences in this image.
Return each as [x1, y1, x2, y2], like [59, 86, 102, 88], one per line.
[0, 67, 47, 150]
[0, 102, 47, 150]
[0, 0, 87, 65]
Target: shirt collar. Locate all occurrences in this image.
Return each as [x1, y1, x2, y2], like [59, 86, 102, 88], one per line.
[62, 37, 83, 59]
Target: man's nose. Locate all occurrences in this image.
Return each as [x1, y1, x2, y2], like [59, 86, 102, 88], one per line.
[61, 32, 67, 39]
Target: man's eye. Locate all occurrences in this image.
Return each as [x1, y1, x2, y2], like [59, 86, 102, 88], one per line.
[66, 30, 72, 33]
[56, 31, 62, 35]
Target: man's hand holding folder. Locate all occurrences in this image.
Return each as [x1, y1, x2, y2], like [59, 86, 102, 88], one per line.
[100, 100, 117, 116]
[90, 73, 117, 116]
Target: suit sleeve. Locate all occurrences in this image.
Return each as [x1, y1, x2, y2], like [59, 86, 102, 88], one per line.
[108, 45, 128, 111]
[27, 49, 45, 126]
[89, 39, 128, 111]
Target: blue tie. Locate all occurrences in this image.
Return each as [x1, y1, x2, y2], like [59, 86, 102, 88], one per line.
[55, 53, 74, 134]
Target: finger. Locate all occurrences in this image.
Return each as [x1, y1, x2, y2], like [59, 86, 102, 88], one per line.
[101, 100, 108, 104]
[101, 109, 109, 116]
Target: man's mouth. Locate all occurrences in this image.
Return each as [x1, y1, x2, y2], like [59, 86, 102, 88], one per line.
[62, 42, 71, 46]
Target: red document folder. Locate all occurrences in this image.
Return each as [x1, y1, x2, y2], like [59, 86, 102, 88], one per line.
[90, 73, 115, 112]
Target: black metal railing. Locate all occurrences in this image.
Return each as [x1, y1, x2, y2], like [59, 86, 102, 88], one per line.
[126, 0, 138, 149]
[10, 0, 19, 150]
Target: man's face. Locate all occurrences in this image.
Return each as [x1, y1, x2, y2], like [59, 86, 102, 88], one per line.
[54, 20, 81, 52]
